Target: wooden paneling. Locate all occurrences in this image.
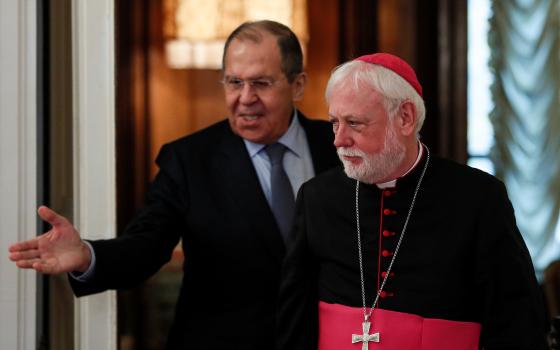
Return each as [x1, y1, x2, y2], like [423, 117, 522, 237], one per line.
[297, 0, 340, 120]
[376, 0, 467, 159]
[339, 0, 378, 61]
[116, 0, 150, 231]
[378, 0, 417, 64]
[435, 0, 468, 162]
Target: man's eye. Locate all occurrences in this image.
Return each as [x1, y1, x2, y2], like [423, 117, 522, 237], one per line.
[223, 78, 244, 89]
[251, 80, 272, 88]
[228, 79, 243, 87]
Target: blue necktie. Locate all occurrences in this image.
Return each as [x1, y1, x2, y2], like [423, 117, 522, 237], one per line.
[265, 143, 295, 242]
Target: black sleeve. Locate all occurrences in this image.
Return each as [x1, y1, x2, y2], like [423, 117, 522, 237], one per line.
[70, 143, 187, 296]
[276, 185, 319, 350]
[476, 179, 548, 349]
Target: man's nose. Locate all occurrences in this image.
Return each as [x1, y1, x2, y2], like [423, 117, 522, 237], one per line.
[333, 124, 352, 148]
[239, 83, 258, 104]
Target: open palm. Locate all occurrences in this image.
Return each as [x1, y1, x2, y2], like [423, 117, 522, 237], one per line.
[8, 206, 91, 274]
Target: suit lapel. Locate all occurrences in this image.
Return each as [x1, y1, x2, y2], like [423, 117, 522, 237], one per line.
[216, 126, 286, 262]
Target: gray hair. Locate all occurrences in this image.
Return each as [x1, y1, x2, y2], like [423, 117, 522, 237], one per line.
[222, 20, 303, 82]
[325, 61, 426, 136]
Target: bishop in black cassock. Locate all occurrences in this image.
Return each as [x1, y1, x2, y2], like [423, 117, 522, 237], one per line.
[276, 53, 547, 350]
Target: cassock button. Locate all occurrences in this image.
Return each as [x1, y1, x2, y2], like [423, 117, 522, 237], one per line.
[380, 291, 394, 299]
[383, 208, 395, 216]
[382, 230, 396, 237]
[382, 250, 393, 257]
[381, 271, 395, 278]
[383, 190, 392, 197]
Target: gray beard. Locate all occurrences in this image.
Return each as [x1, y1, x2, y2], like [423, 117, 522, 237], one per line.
[337, 126, 406, 184]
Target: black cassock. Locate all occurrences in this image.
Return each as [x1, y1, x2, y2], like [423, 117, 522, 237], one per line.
[277, 146, 547, 350]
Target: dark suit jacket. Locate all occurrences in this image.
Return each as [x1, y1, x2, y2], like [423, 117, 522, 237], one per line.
[69, 112, 339, 349]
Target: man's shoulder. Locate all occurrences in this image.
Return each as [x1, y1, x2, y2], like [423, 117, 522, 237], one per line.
[165, 119, 232, 149]
[154, 119, 237, 166]
[431, 155, 504, 190]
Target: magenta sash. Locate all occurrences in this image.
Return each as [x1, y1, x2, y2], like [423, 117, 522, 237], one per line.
[318, 301, 481, 350]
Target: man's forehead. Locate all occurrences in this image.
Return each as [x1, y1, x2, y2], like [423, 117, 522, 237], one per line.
[328, 87, 386, 117]
[328, 103, 374, 120]
[329, 82, 383, 104]
[223, 60, 280, 79]
[223, 40, 282, 78]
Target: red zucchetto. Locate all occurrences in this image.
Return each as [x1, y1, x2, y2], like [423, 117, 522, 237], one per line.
[355, 53, 423, 97]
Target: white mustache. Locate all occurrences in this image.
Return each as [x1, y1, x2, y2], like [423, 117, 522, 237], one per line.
[337, 148, 366, 157]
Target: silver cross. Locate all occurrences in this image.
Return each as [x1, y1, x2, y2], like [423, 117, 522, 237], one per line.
[351, 321, 380, 350]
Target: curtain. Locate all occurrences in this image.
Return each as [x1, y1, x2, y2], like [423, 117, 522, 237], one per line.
[488, 0, 560, 274]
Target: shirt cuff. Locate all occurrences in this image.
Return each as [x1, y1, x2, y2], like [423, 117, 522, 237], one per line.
[69, 240, 96, 282]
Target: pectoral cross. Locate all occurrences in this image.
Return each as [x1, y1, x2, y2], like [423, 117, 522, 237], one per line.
[351, 319, 380, 350]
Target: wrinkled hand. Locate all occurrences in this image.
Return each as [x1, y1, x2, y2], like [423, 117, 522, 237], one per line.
[8, 205, 91, 274]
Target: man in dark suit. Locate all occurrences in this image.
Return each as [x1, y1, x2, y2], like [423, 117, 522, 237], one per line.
[9, 20, 339, 349]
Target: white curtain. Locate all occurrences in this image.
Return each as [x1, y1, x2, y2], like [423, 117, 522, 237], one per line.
[488, 0, 560, 274]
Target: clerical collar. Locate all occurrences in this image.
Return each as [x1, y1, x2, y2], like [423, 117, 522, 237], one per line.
[376, 141, 424, 189]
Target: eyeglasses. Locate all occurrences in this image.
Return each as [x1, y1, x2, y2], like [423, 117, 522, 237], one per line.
[221, 77, 283, 93]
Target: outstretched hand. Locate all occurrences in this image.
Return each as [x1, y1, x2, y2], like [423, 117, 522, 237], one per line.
[8, 205, 92, 274]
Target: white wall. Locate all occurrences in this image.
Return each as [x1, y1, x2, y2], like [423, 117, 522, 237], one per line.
[0, 0, 37, 349]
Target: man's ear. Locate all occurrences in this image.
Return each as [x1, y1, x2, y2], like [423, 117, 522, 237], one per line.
[291, 72, 307, 101]
[396, 101, 417, 136]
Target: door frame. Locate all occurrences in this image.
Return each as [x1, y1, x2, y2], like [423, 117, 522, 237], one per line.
[72, 0, 117, 349]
